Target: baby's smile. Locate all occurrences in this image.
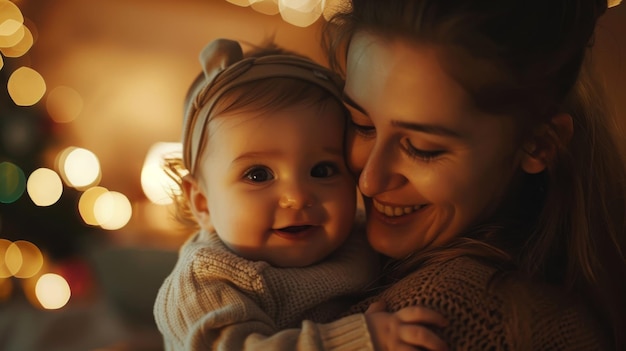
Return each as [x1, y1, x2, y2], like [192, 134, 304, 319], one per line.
[273, 225, 318, 240]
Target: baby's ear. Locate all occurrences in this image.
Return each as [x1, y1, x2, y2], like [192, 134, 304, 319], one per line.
[521, 113, 573, 174]
[182, 175, 213, 230]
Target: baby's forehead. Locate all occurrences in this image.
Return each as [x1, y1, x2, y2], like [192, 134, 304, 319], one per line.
[204, 110, 346, 158]
[212, 95, 346, 121]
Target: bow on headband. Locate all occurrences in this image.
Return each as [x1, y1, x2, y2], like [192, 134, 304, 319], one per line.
[182, 39, 345, 174]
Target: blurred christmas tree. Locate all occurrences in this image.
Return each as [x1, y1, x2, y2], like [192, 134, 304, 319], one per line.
[0, 56, 91, 261]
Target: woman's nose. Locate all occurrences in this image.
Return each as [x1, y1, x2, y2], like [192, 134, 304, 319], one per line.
[358, 142, 405, 197]
[278, 181, 315, 210]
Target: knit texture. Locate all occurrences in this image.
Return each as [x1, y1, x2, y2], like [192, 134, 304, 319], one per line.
[154, 220, 378, 351]
[347, 256, 608, 350]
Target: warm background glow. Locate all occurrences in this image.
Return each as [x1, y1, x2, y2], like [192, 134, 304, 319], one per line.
[46, 86, 83, 123]
[141, 142, 182, 205]
[0, 0, 624, 350]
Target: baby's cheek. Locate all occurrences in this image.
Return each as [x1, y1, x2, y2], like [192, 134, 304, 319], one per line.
[347, 137, 371, 175]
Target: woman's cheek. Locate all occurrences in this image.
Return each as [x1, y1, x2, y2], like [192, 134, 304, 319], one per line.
[419, 166, 463, 203]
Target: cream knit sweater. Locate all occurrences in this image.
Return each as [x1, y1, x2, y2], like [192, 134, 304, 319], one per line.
[154, 226, 379, 351]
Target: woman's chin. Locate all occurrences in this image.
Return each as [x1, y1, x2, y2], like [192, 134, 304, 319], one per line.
[365, 222, 416, 259]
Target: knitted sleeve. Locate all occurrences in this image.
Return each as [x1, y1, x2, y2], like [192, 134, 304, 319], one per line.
[156, 269, 373, 351]
[153, 232, 276, 350]
[154, 227, 378, 351]
[198, 314, 373, 351]
[347, 256, 608, 351]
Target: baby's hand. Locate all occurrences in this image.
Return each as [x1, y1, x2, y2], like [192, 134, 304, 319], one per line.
[364, 300, 448, 351]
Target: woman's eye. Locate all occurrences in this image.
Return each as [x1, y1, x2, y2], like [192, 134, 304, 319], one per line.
[243, 166, 274, 183]
[401, 139, 445, 162]
[310, 162, 339, 178]
[349, 119, 376, 137]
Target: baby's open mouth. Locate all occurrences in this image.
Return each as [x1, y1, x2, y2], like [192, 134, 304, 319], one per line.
[276, 225, 313, 234]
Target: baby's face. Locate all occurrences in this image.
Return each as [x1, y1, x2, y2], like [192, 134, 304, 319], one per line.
[195, 101, 357, 267]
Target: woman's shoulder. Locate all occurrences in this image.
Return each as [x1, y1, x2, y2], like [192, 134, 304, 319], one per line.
[377, 256, 608, 350]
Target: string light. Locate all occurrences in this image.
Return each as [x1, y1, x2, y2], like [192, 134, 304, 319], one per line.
[223, 0, 350, 27]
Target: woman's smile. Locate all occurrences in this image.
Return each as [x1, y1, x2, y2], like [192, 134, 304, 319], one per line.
[372, 198, 426, 217]
[364, 197, 430, 227]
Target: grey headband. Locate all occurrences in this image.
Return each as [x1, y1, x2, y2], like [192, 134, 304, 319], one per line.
[182, 38, 345, 174]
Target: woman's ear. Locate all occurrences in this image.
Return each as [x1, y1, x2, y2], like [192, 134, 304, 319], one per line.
[521, 113, 573, 174]
[182, 174, 212, 230]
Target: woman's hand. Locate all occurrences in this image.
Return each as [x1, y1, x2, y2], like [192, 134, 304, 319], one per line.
[364, 300, 448, 351]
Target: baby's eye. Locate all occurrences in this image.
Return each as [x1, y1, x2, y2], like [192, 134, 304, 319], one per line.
[310, 162, 339, 178]
[244, 166, 274, 183]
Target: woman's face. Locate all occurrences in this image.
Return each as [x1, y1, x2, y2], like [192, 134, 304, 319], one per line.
[344, 33, 525, 258]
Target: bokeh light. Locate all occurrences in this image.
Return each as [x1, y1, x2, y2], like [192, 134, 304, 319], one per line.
[141, 142, 182, 205]
[35, 273, 71, 309]
[4, 241, 22, 276]
[250, 0, 280, 15]
[279, 0, 323, 27]
[62, 147, 101, 189]
[10, 240, 44, 279]
[0, 161, 26, 203]
[27, 168, 63, 206]
[322, 0, 349, 20]
[0, 17, 21, 37]
[0, 22, 33, 58]
[55, 146, 74, 184]
[94, 191, 132, 230]
[226, 0, 252, 6]
[78, 186, 108, 226]
[7, 66, 47, 106]
[0, 23, 23, 48]
[0, 0, 24, 35]
[46, 86, 83, 123]
[0, 239, 13, 278]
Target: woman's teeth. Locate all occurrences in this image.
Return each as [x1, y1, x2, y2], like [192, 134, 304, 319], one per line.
[373, 199, 423, 217]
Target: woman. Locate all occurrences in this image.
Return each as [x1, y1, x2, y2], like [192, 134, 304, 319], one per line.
[322, 0, 626, 349]
[157, 1, 625, 349]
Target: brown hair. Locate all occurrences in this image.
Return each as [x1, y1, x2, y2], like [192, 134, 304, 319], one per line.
[323, 0, 626, 348]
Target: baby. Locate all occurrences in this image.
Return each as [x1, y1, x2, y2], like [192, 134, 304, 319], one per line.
[153, 39, 378, 350]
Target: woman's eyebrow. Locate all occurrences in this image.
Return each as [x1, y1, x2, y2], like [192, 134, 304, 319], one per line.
[391, 120, 463, 138]
[344, 91, 463, 139]
[342, 92, 367, 115]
